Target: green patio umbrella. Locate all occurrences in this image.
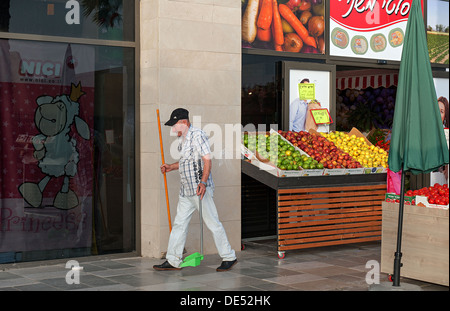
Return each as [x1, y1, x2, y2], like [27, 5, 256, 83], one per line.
[387, 0, 449, 287]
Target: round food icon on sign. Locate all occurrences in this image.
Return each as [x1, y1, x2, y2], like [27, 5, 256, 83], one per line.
[351, 36, 368, 55]
[331, 27, 349, 49]
[389, 28, 404, 47]
[370, 34, 387, 52]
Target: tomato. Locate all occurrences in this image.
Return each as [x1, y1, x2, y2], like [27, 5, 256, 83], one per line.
[428, 198, 435, 204]
[406, 190, 413, 196]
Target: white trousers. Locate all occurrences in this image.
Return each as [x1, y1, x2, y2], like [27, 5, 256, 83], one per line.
[166, 188, 236, 268]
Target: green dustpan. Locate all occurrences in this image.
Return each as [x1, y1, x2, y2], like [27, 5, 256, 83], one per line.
[180, 195, 204, 268]
[180, 252, 204, 267]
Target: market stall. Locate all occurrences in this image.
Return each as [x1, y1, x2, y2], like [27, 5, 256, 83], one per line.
[241, 129, 388, 258]
[240, 0, 449, 266]
[242, 159, 386, 258]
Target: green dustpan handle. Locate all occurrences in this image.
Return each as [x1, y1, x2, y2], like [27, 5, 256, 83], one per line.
[198, 158, 204, 256]
[199, 196, 203, 255]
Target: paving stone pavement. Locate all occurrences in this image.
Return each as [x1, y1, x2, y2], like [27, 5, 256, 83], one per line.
[0, 240, 448, 291]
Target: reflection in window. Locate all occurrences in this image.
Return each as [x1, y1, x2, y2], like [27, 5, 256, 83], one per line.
[0, 0, 134, 41]
[0, 39, 135, 262]
[242, 54, 280, 130]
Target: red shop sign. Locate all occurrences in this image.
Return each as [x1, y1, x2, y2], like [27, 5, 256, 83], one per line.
[330, 0, 423, 32]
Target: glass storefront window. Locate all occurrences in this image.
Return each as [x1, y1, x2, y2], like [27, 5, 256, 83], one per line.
[242, 54, 280, 129]
[242, 54, 326, 129]
[0, 0, 134, 41]
[0, 39, 135, 262]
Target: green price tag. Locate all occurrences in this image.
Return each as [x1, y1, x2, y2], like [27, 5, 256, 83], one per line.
[298, 83, 315, 100]
[310, 109, 332, 125]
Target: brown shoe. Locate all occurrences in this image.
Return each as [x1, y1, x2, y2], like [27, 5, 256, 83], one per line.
[153, 261, 181, 271]
[216, 259, 237, 272]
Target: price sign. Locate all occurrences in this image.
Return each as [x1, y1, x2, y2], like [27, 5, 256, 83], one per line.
[298, 83, 315, 100]
[310, 108, 333, 125]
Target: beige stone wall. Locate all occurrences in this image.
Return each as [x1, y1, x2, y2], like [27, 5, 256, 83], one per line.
[139, 0, 242, 259]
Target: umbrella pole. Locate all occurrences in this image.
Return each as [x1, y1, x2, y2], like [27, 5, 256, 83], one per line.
[392, 168, 406, 286]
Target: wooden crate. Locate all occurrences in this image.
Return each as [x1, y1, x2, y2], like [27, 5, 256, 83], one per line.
[277, 184, 386, 251]
[381, 202, 449, 286]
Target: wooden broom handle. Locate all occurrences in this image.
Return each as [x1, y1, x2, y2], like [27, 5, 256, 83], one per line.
[157, 109, 172, 232]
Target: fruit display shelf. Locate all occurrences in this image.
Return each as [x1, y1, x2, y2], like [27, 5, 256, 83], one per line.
[384, 184, 449, 210]
[242, 159, 387, 258]
[242, 159, 386, 192]
[241, 128, 387, 178]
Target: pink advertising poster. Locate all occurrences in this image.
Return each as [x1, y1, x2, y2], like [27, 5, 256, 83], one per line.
[0, 40, 94, 253]
[330, 0, 423, 61]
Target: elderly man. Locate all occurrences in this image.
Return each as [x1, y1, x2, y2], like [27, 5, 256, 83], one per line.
[153, 108, 237, 272]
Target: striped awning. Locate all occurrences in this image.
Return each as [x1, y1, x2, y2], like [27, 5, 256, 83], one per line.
[336, 69, 398, 90]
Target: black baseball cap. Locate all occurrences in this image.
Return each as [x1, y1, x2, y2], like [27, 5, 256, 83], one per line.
[164, 108, 189, 126]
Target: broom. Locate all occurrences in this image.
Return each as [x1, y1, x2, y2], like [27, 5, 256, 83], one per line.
[157, 110, 188, 259]
[157, 109, 172, 232]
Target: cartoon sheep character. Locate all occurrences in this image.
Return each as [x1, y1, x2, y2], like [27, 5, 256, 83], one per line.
[19, 82, 90, 210]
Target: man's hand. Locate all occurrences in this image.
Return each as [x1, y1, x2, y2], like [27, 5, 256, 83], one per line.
[161, 162, 179, 174]
[160, 164, 171, 174]
[196, 183, 206, 200]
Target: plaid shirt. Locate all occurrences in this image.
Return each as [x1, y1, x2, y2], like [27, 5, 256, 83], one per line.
[178, 126, 214, 197]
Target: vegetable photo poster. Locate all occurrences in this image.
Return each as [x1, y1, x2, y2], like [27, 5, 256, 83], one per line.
[282, 62, 335, 133]
[329, 0, 423, 61]
[0, 40, 94, 253]
[241, 0, 326, 55]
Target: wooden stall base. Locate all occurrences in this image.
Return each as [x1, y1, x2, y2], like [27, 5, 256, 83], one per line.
[277, 184, 386, 253]
[381, 202, 449, 286]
